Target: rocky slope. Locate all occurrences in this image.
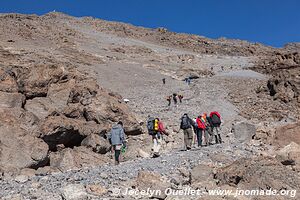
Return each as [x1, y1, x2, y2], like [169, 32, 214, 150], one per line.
[0, 12, 299, 200]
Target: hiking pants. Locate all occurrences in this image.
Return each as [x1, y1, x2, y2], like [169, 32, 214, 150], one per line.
[183, 128, 193, 149]
[152, 134, 162, 155]
[207, 126, 213, 144]
[203, 130, 209, 146]
[213, 126, 222, 143]
[196, 129, 203, 147]
[113, 144, 122, 163]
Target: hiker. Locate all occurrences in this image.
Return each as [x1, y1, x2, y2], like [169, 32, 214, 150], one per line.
[205, 114, 214, 145]
[173, 93, 178, 105]
[196, 115, 206, 147]
[201, 113, 209, 146]
[162, 78, 166, 84]
[178, 94, 183, 103]
[210, 111, 222, 143]
[108, 121, 126, 165]
[187, 77, 191, 85]
[192, 118, 198, 146]
[166, 95, 172, 106]
[180, 113, 194, 150]
[147, 116, 168, 157]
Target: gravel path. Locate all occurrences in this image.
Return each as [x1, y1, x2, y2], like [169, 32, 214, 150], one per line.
[0, 142, 256, 199]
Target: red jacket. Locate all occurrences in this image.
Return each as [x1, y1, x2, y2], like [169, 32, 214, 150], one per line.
[196, 117, 206, 129]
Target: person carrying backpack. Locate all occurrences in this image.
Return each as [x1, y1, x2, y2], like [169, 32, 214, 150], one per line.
[166, 95, 172, 106]
[162, 78, 166, 85]
[178, 94, 183, 103]
[196, 115, 206, 147]
[173, 93, 178, 105]
[206, 114, 214, 145]
[108, 121, 126, 165]
[180, 113, 194, 150]
[147, 116, 168, 157]
[210, 111, 222, 143]
[201, 113, 210, 146]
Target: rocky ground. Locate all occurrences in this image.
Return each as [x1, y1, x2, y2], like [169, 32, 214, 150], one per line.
[0, 12, 299, 199]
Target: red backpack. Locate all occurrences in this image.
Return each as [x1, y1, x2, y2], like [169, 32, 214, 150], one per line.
[210, 111, 221, 119]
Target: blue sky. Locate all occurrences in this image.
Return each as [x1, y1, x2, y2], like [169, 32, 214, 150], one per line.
[0, 0, 299, 47]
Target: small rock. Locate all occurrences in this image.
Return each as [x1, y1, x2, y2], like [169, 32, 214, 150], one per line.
[138, 149, 150, 158]
[2, 194, 24, 200]
[15, 175, 29, 183]
[61, 184, 88, 200]
[86, 184, 108, 196]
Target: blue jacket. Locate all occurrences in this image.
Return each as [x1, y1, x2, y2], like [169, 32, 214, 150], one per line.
[108, 124, 125, 145]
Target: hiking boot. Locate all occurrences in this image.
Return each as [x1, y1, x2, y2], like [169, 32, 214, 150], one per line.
[115, 161, 119, 165]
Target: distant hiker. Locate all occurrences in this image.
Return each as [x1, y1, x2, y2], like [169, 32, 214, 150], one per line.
[202, 113, 209, 146]
[187, 77, 191, 85]
[162, 78, 166, 85]
[166, 95, 172, 106]
[180, 113, 194, 150]
[184, 78, 188, 83]
[108, 121, 126, 165]
[147, 116, 168, 157]
[184, 77, 191, 85]
[211, 67, 214, 71]
[221, 66, 224, 71]
[178, 94, 183, 103]
[196, 115, 206, 147]
[210, 111, 222, 143]
[173, 93, 178, 105]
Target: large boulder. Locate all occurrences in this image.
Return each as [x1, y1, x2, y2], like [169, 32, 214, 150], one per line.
[84, 90, 142, 135]
[274, 122, 300, 147]
[81, 134, 111, 154]
[0, 126, 49, 171]
[16, 64, 68, 98]
[232, 121, 256, 142]
[0, 108, 39, 133]
[191, 164, 213, 183]
[0, 91, 25, 108]
[190, 164, 216, 190]
[49, 146, 110, 172]
[276, 142, 300, 172]
[24, 97, 54, 120]
[136, 170, 171, 199]
[215, 157, 300, 193]
[0, 68, 18, 92]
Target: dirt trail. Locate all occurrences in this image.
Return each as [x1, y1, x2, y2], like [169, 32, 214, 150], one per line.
[75, 26, 255, 133]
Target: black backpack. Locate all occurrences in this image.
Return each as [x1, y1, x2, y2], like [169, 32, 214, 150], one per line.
[180, 115, 191, 129]
[147, 117, 157, 135]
